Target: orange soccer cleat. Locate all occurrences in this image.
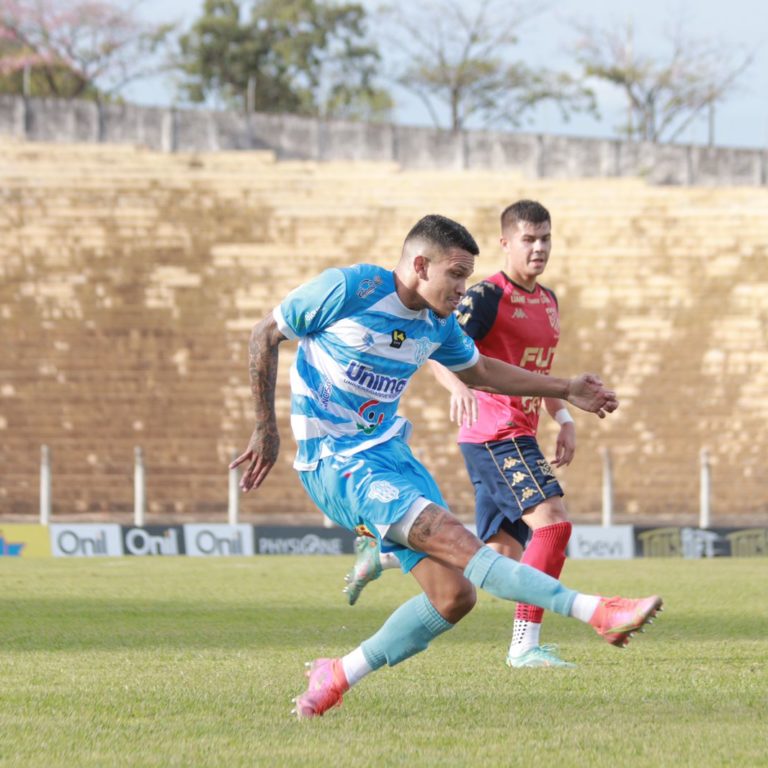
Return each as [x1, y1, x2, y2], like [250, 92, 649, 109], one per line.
[589, 595, 664, 647]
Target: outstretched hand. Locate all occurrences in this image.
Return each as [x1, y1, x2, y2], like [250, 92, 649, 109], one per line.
[229, 426, 280, 492]
[566, 374, 618, 418]
[551, 422, 576, 467]
[448, 382, 478, 427]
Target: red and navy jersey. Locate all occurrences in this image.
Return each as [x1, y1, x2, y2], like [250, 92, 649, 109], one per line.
[456, 271, 560, 442]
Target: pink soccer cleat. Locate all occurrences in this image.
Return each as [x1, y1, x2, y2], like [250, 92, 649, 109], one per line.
[291, 658, 350, 719]
[589, 595, 663, 647]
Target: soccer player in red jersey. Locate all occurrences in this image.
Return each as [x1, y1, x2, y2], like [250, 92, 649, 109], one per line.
[432, 199, 579, 667]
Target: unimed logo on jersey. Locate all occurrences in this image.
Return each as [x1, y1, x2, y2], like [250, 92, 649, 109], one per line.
[344, 361, 408, 397]
[121, 526, 185, 556]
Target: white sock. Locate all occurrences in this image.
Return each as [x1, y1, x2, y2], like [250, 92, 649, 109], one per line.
[341, 646, 373, 687]
[380, 552, 399, 570]
[508, 619, 541, 657]
[570, 594, 601, 623]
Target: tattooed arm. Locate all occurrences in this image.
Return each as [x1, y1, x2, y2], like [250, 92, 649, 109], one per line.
[229, 313, 287, 492]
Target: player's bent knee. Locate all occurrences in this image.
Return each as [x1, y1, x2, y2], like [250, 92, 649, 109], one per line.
[431, 581, 477, 624]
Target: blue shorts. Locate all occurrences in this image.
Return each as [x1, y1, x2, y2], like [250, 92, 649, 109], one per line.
[459, 436, 563, 546]
[298, 438, 447, 573]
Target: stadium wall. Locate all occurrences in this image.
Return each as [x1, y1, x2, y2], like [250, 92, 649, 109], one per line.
[0, 94, 766, 186]
[3, 141, 767, 525]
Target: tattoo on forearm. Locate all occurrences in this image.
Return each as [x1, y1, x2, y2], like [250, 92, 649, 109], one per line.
[248, 321, 280, 432]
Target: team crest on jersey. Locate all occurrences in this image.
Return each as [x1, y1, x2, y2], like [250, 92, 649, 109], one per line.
[356, 275, 382, 299]
[545, 306, 560, 333]
[367, 480, 400, 503]
[414, 337, 432, 366]
[390, 329, 406, 348]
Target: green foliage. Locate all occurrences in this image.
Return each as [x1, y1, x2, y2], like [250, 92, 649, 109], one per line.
[177, 0, 392, 120]
[0, 53, 98, 99]
[1, 557, 766, 767]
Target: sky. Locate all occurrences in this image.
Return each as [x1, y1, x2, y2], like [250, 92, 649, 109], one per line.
[127, 0, 768, 150]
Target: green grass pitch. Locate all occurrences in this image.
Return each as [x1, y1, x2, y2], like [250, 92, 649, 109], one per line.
[1, 556, 766, 767]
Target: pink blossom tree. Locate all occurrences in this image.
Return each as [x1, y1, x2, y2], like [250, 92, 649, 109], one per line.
[0, 0, 173, 99]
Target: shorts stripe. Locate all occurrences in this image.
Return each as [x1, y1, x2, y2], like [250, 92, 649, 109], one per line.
[485, 437, 547, 512]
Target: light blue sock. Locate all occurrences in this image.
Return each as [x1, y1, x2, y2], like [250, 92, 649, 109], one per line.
[464, 546, 577, 616]
[361, 593, 454, 669]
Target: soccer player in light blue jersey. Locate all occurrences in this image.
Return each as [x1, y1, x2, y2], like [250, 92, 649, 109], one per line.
[231, 214, 663, 719]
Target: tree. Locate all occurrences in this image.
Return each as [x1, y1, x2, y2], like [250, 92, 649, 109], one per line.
[374, 0, 595, 132]
[571, 16, 754, 144]
[0, 0, 173, 100]
[176, 0, 392, 120]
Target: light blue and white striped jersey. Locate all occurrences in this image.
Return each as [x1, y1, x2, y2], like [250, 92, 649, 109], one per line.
[273, 264, 479, 470]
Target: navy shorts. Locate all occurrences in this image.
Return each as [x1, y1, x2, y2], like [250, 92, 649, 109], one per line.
[459, 436, 563, 546]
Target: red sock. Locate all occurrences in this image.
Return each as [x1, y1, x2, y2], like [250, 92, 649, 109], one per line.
[515, 521, 572, 623]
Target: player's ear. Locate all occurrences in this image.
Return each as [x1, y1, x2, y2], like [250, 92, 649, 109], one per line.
[414, 253, 430, 279]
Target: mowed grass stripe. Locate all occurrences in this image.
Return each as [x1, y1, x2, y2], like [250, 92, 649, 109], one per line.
[1, 557, 766, 767]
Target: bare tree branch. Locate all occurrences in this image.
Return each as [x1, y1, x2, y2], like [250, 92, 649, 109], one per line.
[372, 0, 590, 132]
[571, 13, 755, 143]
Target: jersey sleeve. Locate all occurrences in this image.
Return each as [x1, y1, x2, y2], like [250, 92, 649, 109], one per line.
[273, 268, 348, 339]
[430, 314, 479, 371]
[454, 280, 503, 341]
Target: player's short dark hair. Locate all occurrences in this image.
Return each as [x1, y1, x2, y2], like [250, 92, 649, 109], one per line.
[500, 200, 551, 232]
[404, 214, 479, 256]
